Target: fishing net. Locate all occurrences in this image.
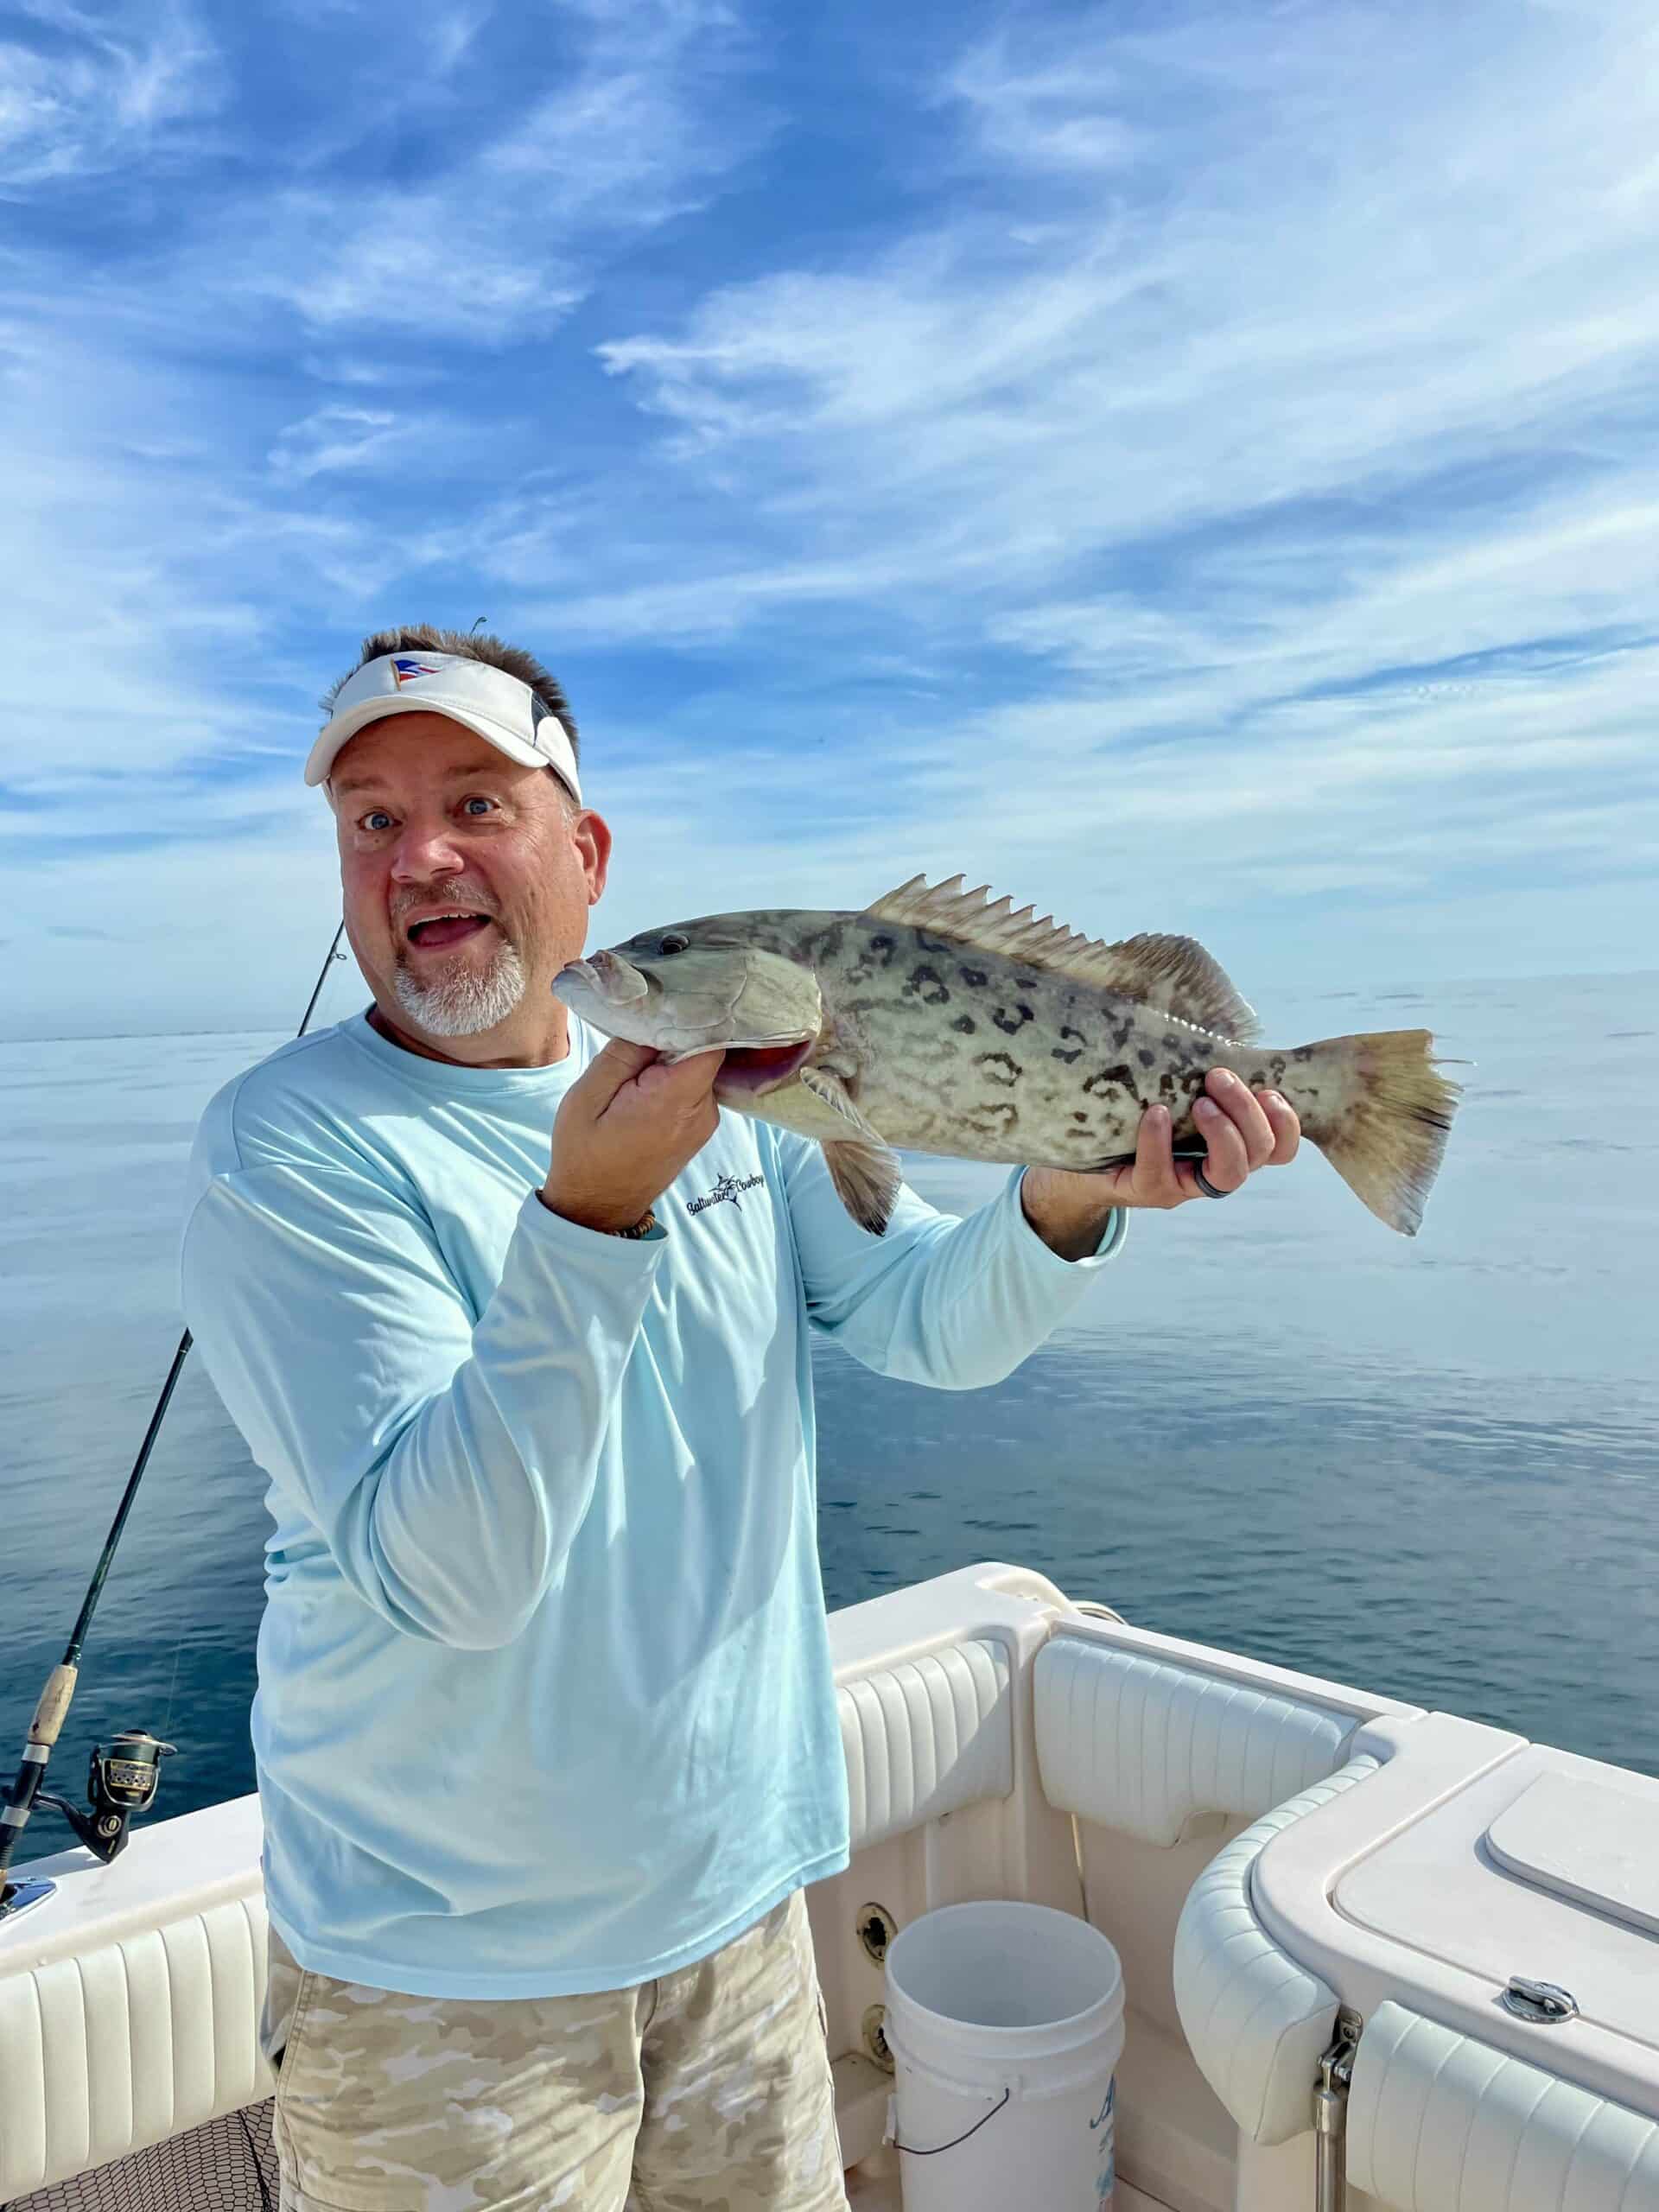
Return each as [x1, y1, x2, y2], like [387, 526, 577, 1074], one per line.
[4, 2103, 277, 2212]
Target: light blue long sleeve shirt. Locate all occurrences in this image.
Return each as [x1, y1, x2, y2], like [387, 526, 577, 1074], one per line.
[179, 1009, 1125, 1998]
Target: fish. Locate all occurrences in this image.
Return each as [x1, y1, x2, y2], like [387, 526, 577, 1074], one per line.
[552, 874, 1462, 1237]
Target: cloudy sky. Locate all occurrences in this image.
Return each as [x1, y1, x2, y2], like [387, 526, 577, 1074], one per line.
[7, 0, 1656, 1039]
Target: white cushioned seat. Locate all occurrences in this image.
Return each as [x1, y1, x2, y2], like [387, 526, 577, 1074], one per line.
[0, 1893, 275, 2199]
[1348, 2001, 1659, 2210]
[838, 1637, 1014, 1853]
[1033, 1635, 1357, 1847]
[1172, 1753, 1380, 2145]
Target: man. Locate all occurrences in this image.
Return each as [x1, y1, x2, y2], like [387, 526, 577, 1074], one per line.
[181, 624, 1299, 2212]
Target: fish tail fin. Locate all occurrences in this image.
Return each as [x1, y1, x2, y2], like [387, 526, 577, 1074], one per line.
[1301, 1029, 1463, 1236]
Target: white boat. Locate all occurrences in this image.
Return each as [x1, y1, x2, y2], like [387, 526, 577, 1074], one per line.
[3, 1559, 1656, 2211]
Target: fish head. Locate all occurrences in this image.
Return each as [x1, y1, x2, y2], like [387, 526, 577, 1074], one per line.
[553, 916, 824, 1098]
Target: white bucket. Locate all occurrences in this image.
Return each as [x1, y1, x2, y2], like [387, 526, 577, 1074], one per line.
[883, 1901, 1125, 2212]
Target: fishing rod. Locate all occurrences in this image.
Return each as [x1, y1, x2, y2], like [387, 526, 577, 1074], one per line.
[0, 920, 350, 1921]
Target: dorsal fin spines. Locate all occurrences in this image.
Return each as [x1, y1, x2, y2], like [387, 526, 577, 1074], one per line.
[860, 874, 1261, 1042]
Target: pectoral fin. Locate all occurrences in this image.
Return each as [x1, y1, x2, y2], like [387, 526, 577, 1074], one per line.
[738, 1065, 902, 1233]
[798, 1067, 902, 1236]
[822, 1139, 903, 1236]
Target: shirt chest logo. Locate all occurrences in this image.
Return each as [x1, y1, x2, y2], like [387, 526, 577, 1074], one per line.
[685, 1171, 766, 1218]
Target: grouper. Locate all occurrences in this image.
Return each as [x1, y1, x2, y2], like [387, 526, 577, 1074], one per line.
[552, 874, 1461, 1237]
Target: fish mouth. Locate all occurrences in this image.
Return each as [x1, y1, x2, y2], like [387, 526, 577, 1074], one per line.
[556, 951, 649, 1007]
[713, 1037, 817, 1098]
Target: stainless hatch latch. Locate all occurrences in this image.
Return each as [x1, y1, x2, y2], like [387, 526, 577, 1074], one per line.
[1500, 1975, 1579, 2024]
[1313, 2007, 1363, 2212]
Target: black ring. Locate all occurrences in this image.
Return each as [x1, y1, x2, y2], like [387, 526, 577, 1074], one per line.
[1193, 1161, 1230, 1199]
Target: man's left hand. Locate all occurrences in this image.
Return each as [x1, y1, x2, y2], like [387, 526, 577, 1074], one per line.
[1021, 1068, 1301, 1260]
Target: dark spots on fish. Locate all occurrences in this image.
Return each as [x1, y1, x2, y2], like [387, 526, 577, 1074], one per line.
[915, 928, 954, 955]
[992, 1001, 1033, 1036]
[906, 964, 950, 1005]
[967, 1099, 1020, 1139]
[1014, 977, 1039, 991]
[1269, 1055, 1287, 1083]
[960, 966, 988, 988]
[1052, 1024, 1086, 1066]
[1158, 1072, 1178, 1101]
[1294, 1047, 1312, 1064]
[1247, 1069, 1268, 1089]
[1137, 1048, 1156, 1069]
[952, 1014, 977, 1035]
[1084, 1063, 1136, 1099]
[1110, 1020, 1134, 1049]
[1071, 1110, 1090, 1125]
[976, 1051, 1021, 1088]
[848, 930, 892, 985]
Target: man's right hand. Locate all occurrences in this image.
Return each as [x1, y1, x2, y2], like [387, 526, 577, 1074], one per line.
[540, 1039, 724, 1234]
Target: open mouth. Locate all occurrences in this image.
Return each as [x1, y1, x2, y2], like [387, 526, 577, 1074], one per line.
[406, 912, 493, 951]
[712, 1038, 817, 1098]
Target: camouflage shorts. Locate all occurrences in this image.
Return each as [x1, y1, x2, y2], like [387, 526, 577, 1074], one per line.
[261, 1889, 849, 2212]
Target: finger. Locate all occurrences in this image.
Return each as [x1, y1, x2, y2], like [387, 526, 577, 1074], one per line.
[1204, 1068, 1276, 1167]
[1258, 1089, 1301, 1165]
[1135, 1103, 1185, 1207]
[635, 1047, 725, 1103]
[1191, 1092, 1249, 1192]
[585, 1036, 662, 1103]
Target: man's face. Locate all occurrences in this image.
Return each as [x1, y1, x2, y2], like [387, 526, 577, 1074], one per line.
[331, 711, 610, 1058]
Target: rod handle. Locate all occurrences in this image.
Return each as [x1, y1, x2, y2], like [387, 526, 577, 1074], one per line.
[29, 1664, 78, 1750]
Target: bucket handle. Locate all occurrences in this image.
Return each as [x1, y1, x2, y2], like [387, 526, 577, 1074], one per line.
[887, 2086, 1012, 2158]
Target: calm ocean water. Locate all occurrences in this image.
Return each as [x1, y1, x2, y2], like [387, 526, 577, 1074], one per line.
[3, 969, 1656, 1854]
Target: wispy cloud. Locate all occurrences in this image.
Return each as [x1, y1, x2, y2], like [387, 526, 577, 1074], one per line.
[0, 0, 222, 191]
[581, 0, 1659, 951]
[234, 0, 765, 340]
[7, 0, 1658, 1036]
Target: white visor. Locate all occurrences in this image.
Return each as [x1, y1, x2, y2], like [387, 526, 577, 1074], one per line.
[307, 652, 582, 804]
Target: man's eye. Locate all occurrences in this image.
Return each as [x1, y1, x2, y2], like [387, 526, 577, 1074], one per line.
[361, 811, 394, 832]
[659, 931, 690, 955]
[461, 796, 497, 817]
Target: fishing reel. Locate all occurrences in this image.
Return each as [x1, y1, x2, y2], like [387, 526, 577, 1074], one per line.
[35, 1730, 176, 1866]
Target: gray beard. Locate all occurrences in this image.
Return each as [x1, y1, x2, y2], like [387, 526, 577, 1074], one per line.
[392, 937, 529, 1038]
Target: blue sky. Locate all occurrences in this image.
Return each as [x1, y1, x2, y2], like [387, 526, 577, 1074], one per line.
[6, 0, 1657, 1039]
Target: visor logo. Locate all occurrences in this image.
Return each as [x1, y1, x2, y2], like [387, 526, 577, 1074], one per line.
[390, 656, 445, 686]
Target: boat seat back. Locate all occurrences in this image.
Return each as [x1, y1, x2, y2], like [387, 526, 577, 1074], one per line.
[0, 1891, 274, 2201]
[839, 1636, 1014, 1852]
[1349, 2000, 1659, 2209]
[1033, 1633, 1356, 1847]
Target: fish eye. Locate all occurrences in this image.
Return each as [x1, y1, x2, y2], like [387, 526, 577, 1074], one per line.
[658, 931, 690, 956]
